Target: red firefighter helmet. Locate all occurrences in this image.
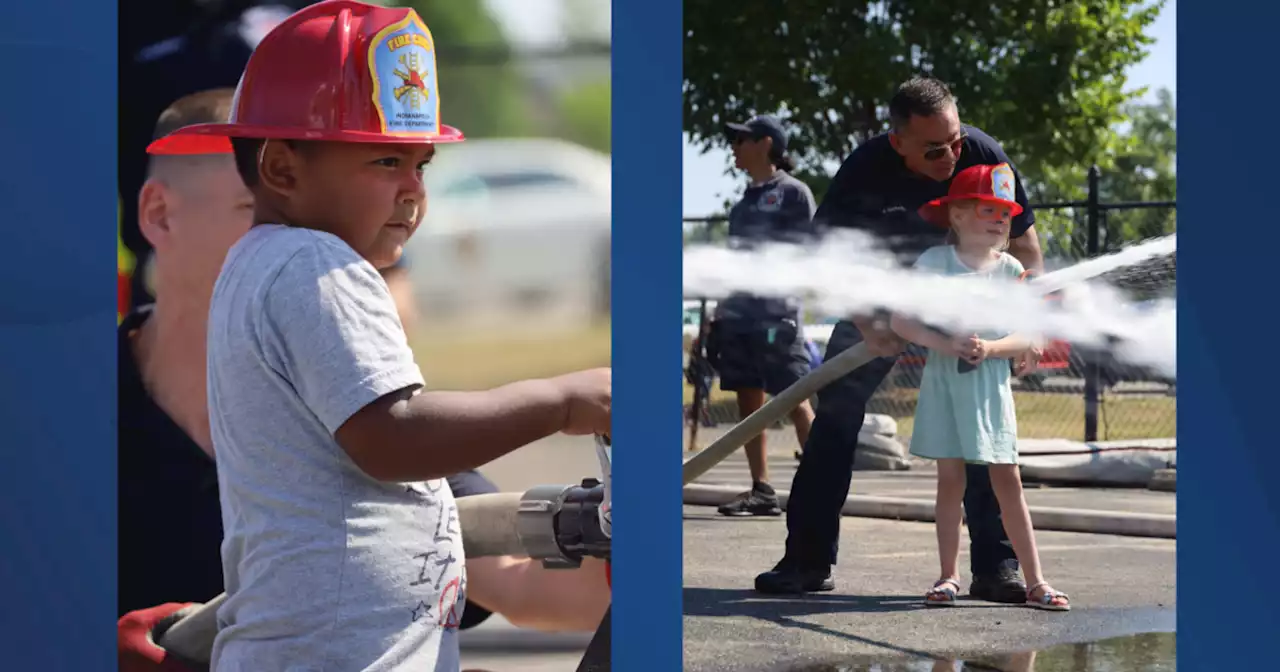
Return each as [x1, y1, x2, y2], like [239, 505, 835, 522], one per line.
[147, 0, 464, 156]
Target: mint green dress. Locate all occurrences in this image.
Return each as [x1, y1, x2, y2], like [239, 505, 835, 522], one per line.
[908, 246, 1025, 465]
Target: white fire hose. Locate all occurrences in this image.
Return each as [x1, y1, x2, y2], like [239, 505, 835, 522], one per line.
[681, 235, 1175, 486]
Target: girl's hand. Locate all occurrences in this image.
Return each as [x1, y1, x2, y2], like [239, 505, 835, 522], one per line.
[1013, 348, 1041, 376]
[970, 338, 989, 364]
[951, 334, 986, 364]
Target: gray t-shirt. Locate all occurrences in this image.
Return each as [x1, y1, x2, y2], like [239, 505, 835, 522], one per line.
[716, 170, 817, 322]
[206, 225, 466, 672]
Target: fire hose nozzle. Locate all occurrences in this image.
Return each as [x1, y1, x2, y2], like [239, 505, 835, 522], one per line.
[514, 434, 612, 569]
[517, 479, 611, 570]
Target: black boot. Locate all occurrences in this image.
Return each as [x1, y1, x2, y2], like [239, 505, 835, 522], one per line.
[753, 558, 835, 594]
[969, 563, 1027, 604]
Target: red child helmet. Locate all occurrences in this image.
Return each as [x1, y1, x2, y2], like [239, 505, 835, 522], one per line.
[917, 162, 1023, 228]
[147, 0, 465, 155]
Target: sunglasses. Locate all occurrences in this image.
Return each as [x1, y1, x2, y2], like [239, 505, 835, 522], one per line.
[922, 133, 968, 161]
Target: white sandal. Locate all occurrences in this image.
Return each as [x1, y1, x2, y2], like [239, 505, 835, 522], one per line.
[925, 578, 961, 607]
[1025, 581, 1071, 611]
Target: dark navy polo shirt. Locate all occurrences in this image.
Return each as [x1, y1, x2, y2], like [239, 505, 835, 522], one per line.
[716, 171, 818, 322]
[815, 125, 1035, 266]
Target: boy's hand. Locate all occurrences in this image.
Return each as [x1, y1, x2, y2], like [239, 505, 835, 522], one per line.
[553, 368, 612, 436]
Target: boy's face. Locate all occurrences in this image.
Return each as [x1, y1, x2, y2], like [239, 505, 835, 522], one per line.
[286, 142, 435, 269]
[949, 199, 1013, 248]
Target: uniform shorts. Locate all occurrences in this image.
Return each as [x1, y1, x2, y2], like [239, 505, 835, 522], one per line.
[707, 317, 813, 396]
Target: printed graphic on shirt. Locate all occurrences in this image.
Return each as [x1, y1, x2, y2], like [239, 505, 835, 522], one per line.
[405, 480, 465, 632]
[757, 188, 783, 213]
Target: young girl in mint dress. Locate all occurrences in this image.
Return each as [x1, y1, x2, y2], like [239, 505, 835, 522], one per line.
[889, 163, 1070, 612]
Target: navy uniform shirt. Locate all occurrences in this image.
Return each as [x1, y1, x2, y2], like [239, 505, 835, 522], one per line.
[815, 125, 1035, 267]
[119, 2, 307, 310]
[117, 306, 497, 629]
[716, 171, 818, 322]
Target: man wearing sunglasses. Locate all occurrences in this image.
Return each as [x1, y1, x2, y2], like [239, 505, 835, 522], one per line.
[754, 76, 1044, 606]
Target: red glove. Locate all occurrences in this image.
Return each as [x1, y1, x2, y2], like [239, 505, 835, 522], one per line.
[118, 603, 201, 672]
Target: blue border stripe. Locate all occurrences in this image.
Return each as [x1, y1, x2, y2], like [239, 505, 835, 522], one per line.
[610, 0, 684, 669]
[0, 1, 118, 668]
[1179, 1, 1280, 667]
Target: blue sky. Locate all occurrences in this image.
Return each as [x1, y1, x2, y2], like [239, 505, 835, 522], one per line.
[682, 1, 1178, 217]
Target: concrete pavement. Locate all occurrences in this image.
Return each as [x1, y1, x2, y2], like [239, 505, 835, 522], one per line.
[683, 508, 1175, 672]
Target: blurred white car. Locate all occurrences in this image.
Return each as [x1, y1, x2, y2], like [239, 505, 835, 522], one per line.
[404, 138, 612, 327]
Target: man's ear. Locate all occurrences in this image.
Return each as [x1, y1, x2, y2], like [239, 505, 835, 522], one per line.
[258, 139, 302, 197]
[137, 179, 174, 250]
[888, 131, 905, 155]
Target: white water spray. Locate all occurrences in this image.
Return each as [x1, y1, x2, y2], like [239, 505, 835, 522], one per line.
[683, 232, 1177, 378]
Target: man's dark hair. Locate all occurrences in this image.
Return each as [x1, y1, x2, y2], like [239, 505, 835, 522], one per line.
[888, 76, 956, 132]
[146, 88, 237, 178]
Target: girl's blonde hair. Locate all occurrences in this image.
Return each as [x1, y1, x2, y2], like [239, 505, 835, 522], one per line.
[945, 201, 1011, 252]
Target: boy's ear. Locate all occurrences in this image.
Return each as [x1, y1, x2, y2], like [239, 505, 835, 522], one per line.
[258, 139, 302, 197]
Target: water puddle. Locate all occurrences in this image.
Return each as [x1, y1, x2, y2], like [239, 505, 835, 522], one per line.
[783, 632, 1176, 671]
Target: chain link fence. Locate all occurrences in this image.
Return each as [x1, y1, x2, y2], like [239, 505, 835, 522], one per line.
[684, 167, 1176, 452]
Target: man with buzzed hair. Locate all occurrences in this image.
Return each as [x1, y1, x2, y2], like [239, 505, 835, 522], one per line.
[120, 89, 252, 509]
[118, 89, 609, 670]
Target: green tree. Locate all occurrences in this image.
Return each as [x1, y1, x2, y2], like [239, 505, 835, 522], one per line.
[684, 0, 1162, 190]
[391, 0, 531, 137]
[1031, 88, 1175, 257]
[1101, 88, 1176, 244]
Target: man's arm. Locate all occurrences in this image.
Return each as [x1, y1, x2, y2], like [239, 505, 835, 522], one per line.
[465, 556, 610, 632]
[966, 127, 1042, 272]
[1008, 225, 1044, 273]
[445, 470, 610, 632]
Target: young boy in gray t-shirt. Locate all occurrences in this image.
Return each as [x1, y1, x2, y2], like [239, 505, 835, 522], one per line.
[159, 4, 612, 669]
